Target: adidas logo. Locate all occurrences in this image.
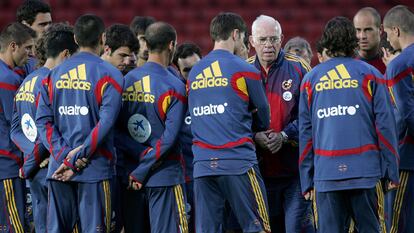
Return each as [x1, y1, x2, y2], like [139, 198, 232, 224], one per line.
[122, 75, 155, 103]
[15, 76, 38, 103]
[56, 64, 91, 91]
[315, 64, 358, 92]
[190, 61, 228, 90]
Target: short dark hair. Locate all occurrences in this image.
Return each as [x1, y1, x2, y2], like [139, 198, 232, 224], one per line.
[384, 5, 414, 35]
[145, 22, 176, 53]
[173, 42, 202, 68]
[16, 0, 51, 26]
[130, 16, 156, 36]
[355, 7, 381, 28]
[0, 22, 33, 52]
[105, 24, 139, 53]
[319, 16, 358, 57]
[210, 12, 247, 42]
[74, 14, 105, 48]
[315, 40, 324, 54]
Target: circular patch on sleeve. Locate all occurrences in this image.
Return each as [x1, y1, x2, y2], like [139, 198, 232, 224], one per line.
[21, 113, 37, 142]
[283, 91, 293, 101]
[128, 114, 152, 143]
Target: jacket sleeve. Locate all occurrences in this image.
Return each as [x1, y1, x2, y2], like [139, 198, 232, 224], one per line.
[20, 138, 49, 178]
[372, 74, 400, 184]
[298, 78, 314, 194]
[388, 65, 414, 136]
[130, 89, 187, 184]
[67, 75, 123, 167]
[10, 103, 35, 155]
[245, 72, 270, 131]
[35, 77, 72, 163]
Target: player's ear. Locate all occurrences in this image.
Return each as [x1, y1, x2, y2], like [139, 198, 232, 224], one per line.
[103, 45, 111, 56]
[232, 29, 240, 41]
[9, 41, 17, 52]
[101, 32, 106, 46]
[168, 40, 175, 51]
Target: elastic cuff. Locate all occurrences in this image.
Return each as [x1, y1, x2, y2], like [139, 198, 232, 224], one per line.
[63, 159, 78, 172]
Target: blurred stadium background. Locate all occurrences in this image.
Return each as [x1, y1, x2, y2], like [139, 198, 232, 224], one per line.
[0, 0, 413, 65]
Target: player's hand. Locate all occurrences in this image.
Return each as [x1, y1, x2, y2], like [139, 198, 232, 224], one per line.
[52, 163, 75, 181]
[75, 158, 89, 170]
[19, 168, 24, 179]
[266, 132, 283, 154]
[254, 130, 272, 149]
[387, 182, 399, 191]
[39, 158, 49, 168]
[382, 47, 399, 66]
[304, 189, 314, 201]
[128, 176, 143, 191]
[66, 145, 83, 161]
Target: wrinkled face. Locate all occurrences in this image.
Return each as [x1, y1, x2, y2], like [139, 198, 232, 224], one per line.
[384, 27, 401, 51]
[177, 53, 201, 80]
[107, 46, 133, 71]
[250, 21, 282, 67]
[13, 39, 34, 67]
[354, 13, 381, 52]
[30, 13, 52, 38]
[137, 34, 148, 60]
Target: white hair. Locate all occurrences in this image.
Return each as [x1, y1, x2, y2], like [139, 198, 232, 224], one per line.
[251, 15, 282, 36]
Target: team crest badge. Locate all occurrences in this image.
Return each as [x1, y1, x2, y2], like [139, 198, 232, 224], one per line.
[128, 114, 151, 143]
[282, 79, 293, 90]
[21, 113, 37, 142]
[283, 91, 292, 101]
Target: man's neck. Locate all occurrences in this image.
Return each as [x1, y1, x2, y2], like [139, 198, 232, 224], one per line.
[213, 40, 235, 54]
[0, 52, 14, 68]
[147, 52, 169, 68]
[137, 58, 147, 67]
[79, 47, 100, 55]
[43, 58, 58, 70]
[358, 47, 380, 60]
[400, 36, 414, 50]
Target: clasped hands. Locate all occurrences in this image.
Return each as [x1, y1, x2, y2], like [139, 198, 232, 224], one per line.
[254, 129, 286, 154]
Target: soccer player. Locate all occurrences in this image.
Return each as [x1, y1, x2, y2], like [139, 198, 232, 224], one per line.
[101, 24, 139, 73]
[0, 22, 34, 233]
[299, 16, 399, 233]
[16, 0, 52, 39]
[383, 5, 414, 233]
[16, 0, 52, 76]
[101, 23, 144, 233]
[130, 16, 156, 67]
[354, 7, 386, 73]
[187, 12, 270, 233]
[173, 42, 202, 80]
[172, 42, 202, 233]
[10, 23, 78, 233]
[35, 14, 123, 232]
[124, 22, 188, 233]
[248, 15, 314, 233]
[284, 36, 313, 65]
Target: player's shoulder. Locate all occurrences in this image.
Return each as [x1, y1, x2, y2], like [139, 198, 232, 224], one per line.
[284, 52, 312, 72]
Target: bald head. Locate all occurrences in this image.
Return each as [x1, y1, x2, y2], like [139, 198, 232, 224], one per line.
[384, 5, 414, 35]
[354, 7, 381, 28]
[145, 22, 176, 53]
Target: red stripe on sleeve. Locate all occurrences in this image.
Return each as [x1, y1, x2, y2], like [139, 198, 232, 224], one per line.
[91, 123, 100, 154]
[388, 67, 413, 86]
[0, 82, 19, 91]
[299, 140, 312, 164]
